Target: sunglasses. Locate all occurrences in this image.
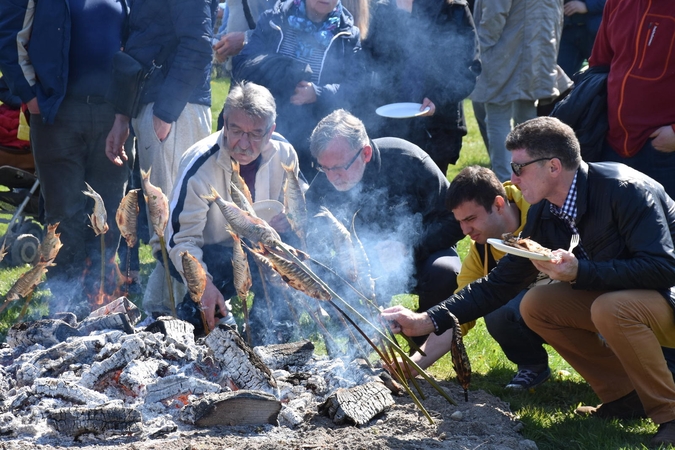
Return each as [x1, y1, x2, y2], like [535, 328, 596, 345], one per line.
[316, 147, 363, 173]
[510, 157, 554, 176]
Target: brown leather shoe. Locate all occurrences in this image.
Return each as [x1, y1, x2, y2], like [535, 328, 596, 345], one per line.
[575, 390, 647, 420]
[651, 420, 675, 447]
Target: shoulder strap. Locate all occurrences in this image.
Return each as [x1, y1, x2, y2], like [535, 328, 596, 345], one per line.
[242, 0, 257, 30]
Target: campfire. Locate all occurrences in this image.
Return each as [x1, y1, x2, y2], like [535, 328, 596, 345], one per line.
[0, 298, 406, 443]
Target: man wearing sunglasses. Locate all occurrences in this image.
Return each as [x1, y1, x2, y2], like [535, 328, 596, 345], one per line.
[305, 109, 465, 330]
[160, 82, 305, 344]
[383, 116, 675, 447]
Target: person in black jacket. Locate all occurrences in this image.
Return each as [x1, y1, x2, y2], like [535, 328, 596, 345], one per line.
[232, 0, 362, 178]
[359, 0, 480, 175]
[383, 116, 675, 447]
[305, 109, 464, 316]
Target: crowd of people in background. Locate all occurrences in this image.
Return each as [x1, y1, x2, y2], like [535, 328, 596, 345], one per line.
[1, 0, 675, 446]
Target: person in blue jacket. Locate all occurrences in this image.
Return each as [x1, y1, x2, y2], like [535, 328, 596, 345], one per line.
[0, 0, 131, 317]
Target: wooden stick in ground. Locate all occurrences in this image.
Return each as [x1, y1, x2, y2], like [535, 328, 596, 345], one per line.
[273, 240, 457, 407]
[16, 292, 33, 322]
[99, 234, 106, 301]
[159, 236, 177, 318]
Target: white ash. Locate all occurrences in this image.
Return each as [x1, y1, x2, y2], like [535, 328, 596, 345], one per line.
[0, 315, 400, 446]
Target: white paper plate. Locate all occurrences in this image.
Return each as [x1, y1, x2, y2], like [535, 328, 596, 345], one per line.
[252, 200, 284, 222]
[486, 238, 552, 261]
[375, 102, 431, 118]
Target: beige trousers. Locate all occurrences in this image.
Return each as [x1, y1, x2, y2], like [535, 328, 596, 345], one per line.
[520, 283, 675, 424]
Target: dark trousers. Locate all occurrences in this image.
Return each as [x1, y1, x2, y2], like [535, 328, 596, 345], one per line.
[414, 247, 462, 313]
[557, 25, 597, 78]
[485, 289, 548, 371]
[31, 96, 131, 310]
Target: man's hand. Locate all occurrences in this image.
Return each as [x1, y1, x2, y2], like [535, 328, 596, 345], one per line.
[532, 250, 579, 282]
[290, 81, 317, 105]
[105, 114, 131, 166]
[380, 305, 436, 337]
[420, 97, 436, 116]
[201, 278, 228, 331]
[564, 1, 588, 15]
[26, 97, 40, 115]
[269, 213, 292, 234]
[650, 126, 675, 153]
[153, 115, 172, 142]
[213, 32, 246, 62]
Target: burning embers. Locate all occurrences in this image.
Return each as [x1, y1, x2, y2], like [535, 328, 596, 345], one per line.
[0, 304, 401, 444]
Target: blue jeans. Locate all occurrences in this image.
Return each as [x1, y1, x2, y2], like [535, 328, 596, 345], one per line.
[557, 24, 597, 77]
[484, 289, 548, 371]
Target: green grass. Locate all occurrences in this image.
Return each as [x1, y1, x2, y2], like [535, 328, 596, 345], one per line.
[0, 82, 664, 449]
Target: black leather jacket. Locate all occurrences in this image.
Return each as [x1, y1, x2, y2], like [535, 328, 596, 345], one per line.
[429, 161, 675, 332]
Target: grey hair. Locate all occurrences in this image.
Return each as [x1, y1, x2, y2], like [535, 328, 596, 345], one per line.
[222, 81, 276, 129]
[310, 109, 369, 158]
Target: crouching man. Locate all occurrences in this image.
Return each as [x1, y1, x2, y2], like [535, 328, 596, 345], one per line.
[166, 82, 305, 344]
[383, 117, 675, 447]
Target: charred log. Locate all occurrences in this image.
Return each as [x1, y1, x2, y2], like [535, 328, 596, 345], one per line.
[47, 405, 142, 437]
[205, 324, 277, 394]
[144, 316, 195, 349]
[253, 339, 314, 370]
[320, 382, 395, 426]
[181, 390, 281, 426]
[80, 336, 145, 388]
[33, 377, 108, 405]
[89, 297, 141, 326]
[144, 374, 221, 404]
[78, 312, 134, 335]
[7, 319, 80, 349]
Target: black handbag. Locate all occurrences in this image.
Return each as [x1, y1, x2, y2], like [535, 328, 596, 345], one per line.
[106, 44, 175, 118]
[106, 51, 147, 118]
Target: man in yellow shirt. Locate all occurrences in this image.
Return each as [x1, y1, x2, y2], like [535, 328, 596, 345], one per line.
[412, 166, 551, 389]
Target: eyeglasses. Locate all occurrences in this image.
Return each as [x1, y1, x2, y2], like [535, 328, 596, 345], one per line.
[510, 157, 554, 176]
[316, 147, 363, 173]
[226, 121, 270, 143]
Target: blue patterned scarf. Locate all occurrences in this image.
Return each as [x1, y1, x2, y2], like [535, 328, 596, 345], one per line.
[287, 0, 342, 50]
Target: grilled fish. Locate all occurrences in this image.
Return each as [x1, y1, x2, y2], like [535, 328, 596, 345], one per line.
[37, 223, 62, 264]
[82, 182, 109, 236]
[180, 251, 207, 304]
[281, 161, 307, 248]
[141, 168, 169, 238]
[116, 189, 140, 248]
[202, 186, 281, 248]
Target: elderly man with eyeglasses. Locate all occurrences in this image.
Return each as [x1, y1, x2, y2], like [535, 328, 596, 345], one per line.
[158, 82, 305, 344]
[305, 109, 465, 333]
[383, 116, 675, 447]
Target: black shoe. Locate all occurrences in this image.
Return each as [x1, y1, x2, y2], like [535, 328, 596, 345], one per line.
[505, 367, 551, 390]
[575, 390, 647, 420]
[651, 420, 675, 447]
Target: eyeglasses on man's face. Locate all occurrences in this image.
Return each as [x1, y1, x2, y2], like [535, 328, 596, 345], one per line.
[510, 157, 554, 176]
[316, 147, 363, 173]
[226, 121, 270, 143]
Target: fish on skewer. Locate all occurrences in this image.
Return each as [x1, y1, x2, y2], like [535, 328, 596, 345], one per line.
[201, 186, 281, 248]
[82, 182, 109, 235]
[259, 248, 331, 301]
[0, 261, 50, 313]
[116, 189, 140, 248]
[229, 231, 252, 342]
[230, 182, 256, 216]
[314, 207, 358, 282]
[140, 168, 169, 238]
[141, 168, 176, 316]
[37, 223, 62, 264]
[180, 251, 210, 334]
[448, 312, 471, 402]
[281, 161, 307, 249]
[231, 159, 254, 206]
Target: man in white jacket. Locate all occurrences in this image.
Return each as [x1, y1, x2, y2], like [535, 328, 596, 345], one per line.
[162, 82, 304, 342]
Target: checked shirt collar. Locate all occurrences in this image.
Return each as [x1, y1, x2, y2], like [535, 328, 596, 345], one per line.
[549, 171, 589, 260]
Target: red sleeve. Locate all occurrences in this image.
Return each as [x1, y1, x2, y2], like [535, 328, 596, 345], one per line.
[588, 0, 614, 67]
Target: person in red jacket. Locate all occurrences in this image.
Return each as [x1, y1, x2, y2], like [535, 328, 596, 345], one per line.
[590, 0, 675, 197]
